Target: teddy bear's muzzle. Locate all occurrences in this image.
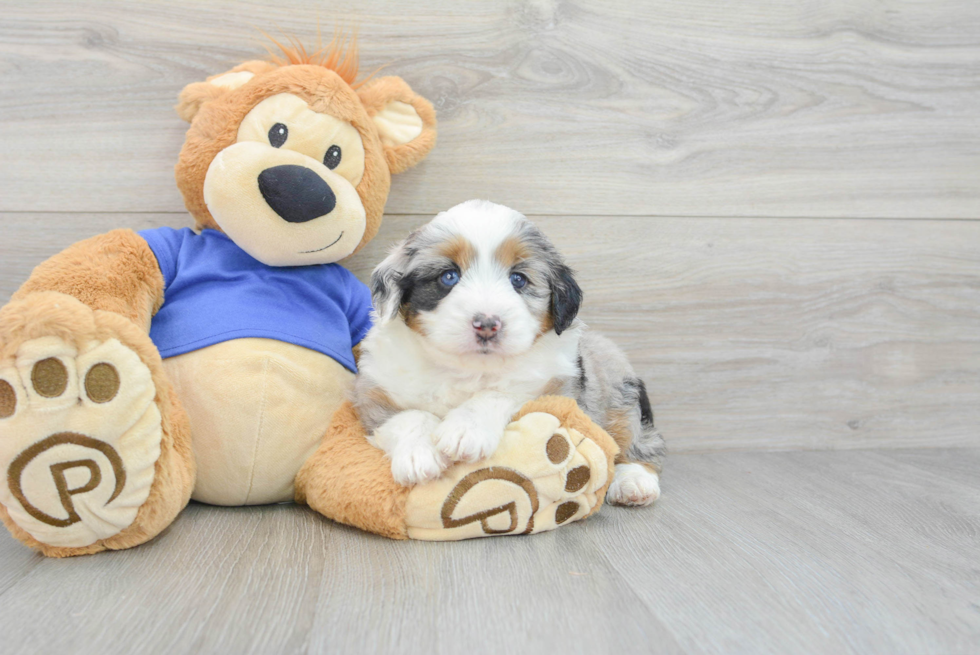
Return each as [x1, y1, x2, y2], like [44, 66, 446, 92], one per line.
[258, 164, 337, 223]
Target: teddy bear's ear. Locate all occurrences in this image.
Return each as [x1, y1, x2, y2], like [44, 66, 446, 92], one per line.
[175, 60, 277, 123]
[357, 76, 437, 174]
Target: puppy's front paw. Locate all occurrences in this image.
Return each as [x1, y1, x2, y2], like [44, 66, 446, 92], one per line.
[435, 408, 502, 464]
[373, 410, 447, 487]
[606, 463, 661, 507]
[390, 440, 449, 487]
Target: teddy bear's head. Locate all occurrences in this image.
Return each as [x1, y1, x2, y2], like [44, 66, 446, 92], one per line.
[174, 37, 436, 267]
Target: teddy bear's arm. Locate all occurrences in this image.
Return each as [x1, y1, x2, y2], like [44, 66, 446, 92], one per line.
[12, 229, 165, 329]
[0, 228, 195, 556]
[296, 396, 620, 541]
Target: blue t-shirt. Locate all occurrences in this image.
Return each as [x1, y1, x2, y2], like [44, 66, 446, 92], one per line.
[139, 227, 372, 373]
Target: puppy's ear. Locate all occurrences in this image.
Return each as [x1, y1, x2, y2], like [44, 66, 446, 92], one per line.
[550, 264, 583, 335]
[370, 237, 415, 323]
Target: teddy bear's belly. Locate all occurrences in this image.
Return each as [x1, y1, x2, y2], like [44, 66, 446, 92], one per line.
[161, 338, 354, 505]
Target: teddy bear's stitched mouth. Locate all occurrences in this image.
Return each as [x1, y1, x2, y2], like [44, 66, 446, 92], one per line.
[299, 231, 344, 254]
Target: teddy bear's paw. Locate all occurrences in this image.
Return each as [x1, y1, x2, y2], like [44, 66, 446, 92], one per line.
[0, 336, 162, 548]
[402, 411, 609, 540]
[606, 463, 661, 506]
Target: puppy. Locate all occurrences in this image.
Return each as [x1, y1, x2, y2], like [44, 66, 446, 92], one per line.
[353, 200, 666, 506]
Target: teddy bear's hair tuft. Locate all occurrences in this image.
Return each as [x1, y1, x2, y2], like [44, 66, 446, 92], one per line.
[262, 29, 363, 88]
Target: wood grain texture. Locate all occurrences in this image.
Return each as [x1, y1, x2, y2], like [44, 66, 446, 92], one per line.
[0, 448, 976, 655]
[0, 0, 978, 217]
[1, 3, 978, 653]
[2, 212, 978, 453]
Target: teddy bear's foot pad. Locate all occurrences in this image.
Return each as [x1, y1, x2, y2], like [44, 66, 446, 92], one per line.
[404, 412, 609, 540]
[0, 336, 162, 547]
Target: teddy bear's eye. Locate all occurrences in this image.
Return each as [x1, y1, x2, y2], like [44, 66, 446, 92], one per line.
[324, 145, 342, 170]
[268, 123, 288, 148]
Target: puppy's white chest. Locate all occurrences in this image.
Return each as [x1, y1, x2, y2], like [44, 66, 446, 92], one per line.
[396, 369, 537, 418]
[360, 314, 580, 418]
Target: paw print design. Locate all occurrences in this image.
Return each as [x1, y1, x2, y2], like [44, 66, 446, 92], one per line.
[403, 411, 610, 540]
[0, 336, 162, 548]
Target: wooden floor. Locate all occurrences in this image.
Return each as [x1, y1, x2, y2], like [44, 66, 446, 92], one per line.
[1, 1, 979, 653]
[1, 448, 978, 654]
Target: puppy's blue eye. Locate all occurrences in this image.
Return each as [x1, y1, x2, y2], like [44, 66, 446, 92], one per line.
[510, 272, 528, 289]
[440, 270, 460, 287]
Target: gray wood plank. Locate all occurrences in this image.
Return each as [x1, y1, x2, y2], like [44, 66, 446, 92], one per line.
[1, 0, 978, 218]
[2, 212, 978, 453]
[0, 448, 976, 654]
[599, 447, 980, 654]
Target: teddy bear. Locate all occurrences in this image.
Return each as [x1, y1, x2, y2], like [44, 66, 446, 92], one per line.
[0, 37, 619, 556]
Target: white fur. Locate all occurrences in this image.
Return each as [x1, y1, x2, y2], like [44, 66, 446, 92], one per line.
[361, 318, 581, 419]
[371, 410, 447, 486]
[606, 463, 661, 506]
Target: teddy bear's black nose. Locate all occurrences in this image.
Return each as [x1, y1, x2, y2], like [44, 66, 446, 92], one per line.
[257, 165, 336, 223]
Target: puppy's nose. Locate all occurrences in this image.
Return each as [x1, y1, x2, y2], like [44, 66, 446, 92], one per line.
[472, 314, 503, 340]
[258, 164, 336, 223]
